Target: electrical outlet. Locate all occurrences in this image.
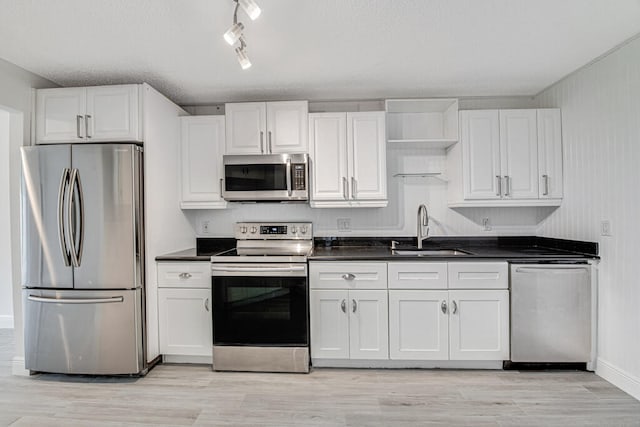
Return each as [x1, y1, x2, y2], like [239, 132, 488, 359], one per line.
[482, 217, 491, 231]
[202, 220, 211, 234]
[337, 218, 351, 231]
[601, 220, 612, 236]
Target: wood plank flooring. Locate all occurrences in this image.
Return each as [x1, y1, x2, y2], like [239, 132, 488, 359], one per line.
[1, 329, 639, 426]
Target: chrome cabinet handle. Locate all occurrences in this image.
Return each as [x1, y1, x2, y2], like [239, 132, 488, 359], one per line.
[268, 131, 273, 153]
[542, 174, 549, 196]
[496, 175, 502, 197]
[352, 299, 357, 313]
[503, 176, 510, 196]
[260, 131, 264, 153]
[219, 178, 224, 196]
[342, 177, 348, 200]
[204, 298, 209, 312]
[452, 300, 458, 314]
[351, 177, 356, 199]
[341, 299, 346, 313]
[85, 115, 92, 138]
[76, 115, 84, 138]
[178, 272, 192, 279]
[440, 300, 447, 314]
[57, 168, 72, 266]
[342, 273, 355, 281]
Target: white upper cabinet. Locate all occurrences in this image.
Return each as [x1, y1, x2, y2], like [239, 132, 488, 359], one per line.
[460, 110, 501, 199]
[225, 101, 308, 154]
[537, 108, 563, 199]
[309, 111, 387, 208]
[36, 85, 141, 144]
[452, 108, 562, 207]
[499, 109, 538, 199]
[180, 116, 226, 209]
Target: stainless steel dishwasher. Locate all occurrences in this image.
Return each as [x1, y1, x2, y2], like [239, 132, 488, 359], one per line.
[510, 263, 592, 365]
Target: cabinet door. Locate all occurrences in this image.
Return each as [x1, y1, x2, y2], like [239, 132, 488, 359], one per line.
[448, 290, 509, 361]
[158, 288, 212, 356]
[537, 109, 563, 199]
[309, 113, 349, 201]
[460, 110, 501, 199]
[36, 88, 86, 143]
[347, 112, 387, 201]
[389, 290, 449, 360]
[499, 110, 538, 199]
[349, 290, 389, 360]
[86, 85, 141, 141]
[310, 290, 349, 359]
[266, 101, 308, 153]
[180, 116, 226, 208]
[225, 102, 266, 154]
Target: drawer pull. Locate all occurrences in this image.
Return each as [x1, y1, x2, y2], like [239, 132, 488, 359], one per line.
[178, 272, 192, 279]
[342, 273, 356, 281]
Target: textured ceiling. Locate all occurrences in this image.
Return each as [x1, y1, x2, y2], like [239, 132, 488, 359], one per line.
[1, 0, 639, 105]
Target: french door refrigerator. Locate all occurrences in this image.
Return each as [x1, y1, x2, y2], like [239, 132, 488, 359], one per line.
[21, 143, 146, 375]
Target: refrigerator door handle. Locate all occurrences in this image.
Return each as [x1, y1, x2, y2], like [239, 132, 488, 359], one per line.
[28, 295, 124, 304]
[57, 168, 72, 266]
[67, 168, 85, 267]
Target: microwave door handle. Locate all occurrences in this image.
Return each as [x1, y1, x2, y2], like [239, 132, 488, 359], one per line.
[286, 158, 292, 196]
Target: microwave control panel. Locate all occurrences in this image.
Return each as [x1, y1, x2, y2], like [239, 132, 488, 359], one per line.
[292, 164, 306, 190]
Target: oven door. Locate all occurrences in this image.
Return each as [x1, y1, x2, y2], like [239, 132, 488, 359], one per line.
[222, 154, 308, 201]
[211, 263, 308, 346]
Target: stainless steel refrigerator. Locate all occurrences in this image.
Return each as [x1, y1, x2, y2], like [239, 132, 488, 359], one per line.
[21, 143, 146, 375]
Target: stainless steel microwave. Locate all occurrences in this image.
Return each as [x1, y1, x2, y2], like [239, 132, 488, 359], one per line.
[222, 154, 309, 202]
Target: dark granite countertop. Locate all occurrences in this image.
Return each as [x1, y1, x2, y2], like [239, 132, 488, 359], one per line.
[155, 238, 235, 261]
[309, 236, 599, 262]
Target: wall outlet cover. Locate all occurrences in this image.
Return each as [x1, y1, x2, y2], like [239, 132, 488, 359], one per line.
[601, 220, 612, 236]
[337, 218, 351, 231]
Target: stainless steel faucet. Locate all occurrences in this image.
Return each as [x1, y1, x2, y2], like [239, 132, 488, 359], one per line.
[417, 204, 429, 249]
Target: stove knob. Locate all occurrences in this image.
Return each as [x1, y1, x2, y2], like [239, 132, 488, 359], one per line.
[290, 226, 298, 234]
[240, 226, 248, 234]
[250, 226, 258, 234]
[301, 226, 308, 234]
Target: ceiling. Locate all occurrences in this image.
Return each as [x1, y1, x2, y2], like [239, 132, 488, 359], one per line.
[1, 0, 639, 105]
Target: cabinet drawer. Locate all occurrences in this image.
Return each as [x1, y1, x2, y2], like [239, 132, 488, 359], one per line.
[448, 262, 508, 289]
[157, 262, 211, 288]
[309, 262, 387, 289]
[388, 262, 448, 289]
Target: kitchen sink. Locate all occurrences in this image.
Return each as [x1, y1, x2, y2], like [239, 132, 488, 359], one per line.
[392, 249, 471, 256]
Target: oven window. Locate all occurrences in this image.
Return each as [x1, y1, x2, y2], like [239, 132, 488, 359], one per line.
[225, 164, 287, 191]
[212, 276, 308, 346]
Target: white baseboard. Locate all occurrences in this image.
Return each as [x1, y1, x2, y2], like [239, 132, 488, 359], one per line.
[596, 357, 640, 402]
[11, 356, 30, 376]
[311, 359, 503, 370]
[0, 315, 14, 329]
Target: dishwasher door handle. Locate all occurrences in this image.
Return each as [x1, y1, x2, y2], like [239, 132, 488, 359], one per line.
[515, 267, 589, 274]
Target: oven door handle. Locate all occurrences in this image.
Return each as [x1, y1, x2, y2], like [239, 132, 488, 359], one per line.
[211, 265, 306, 273]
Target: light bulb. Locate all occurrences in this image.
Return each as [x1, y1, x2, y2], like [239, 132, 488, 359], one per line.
[238, 0, 261, 20]
[235, 47, 252, 70]
[223, 22, 244, 45]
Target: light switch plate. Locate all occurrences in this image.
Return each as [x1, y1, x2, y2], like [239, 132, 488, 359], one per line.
[601, 220, 612, 236]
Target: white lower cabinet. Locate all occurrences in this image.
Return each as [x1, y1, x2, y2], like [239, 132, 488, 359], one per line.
[310, 289, 388, 360]
[388, 290, 449, 360]
[158, 288, 212, 357]
[448, 290, 510, 360]
[157, 261, 212, 359]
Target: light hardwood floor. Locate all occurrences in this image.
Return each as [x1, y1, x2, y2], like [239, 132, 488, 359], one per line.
[1, 329, 639, 426]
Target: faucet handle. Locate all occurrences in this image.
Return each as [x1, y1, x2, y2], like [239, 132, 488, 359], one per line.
[391, 240, 399, 250]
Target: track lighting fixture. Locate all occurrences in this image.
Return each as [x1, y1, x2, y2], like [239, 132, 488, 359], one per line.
[223, 0, 261, 69]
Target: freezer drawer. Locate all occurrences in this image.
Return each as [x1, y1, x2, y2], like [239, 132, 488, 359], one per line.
[510, 264, 591, 363]
[24, 288, 144, 375]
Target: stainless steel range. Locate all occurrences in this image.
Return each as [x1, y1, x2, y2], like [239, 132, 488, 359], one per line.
[210, 222, 313, 373]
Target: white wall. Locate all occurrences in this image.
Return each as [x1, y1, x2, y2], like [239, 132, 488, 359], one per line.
[0, 110, 12, 328]
[0, 57, 56, 372]
[535, 35, 640, 400]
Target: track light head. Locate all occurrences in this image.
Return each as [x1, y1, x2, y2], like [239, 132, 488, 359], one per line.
[223, 22, 244, 45]
[235, 47, 252, 70]
[238, 0, 261, 20]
